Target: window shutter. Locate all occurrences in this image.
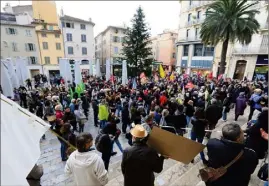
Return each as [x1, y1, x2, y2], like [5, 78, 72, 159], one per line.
[25, 43, 28, 51]
[35, 57, 38, 64]
[33, 44, 36, 51]
[15, 29, 18, 35]
[27, 57, 30, 64]
[6, 28, 9, 34]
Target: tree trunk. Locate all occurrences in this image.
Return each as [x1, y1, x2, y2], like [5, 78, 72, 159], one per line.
[219, 37, 229, 75]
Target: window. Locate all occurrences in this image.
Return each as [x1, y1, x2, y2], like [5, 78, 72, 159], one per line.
[29, 56, 38, 64]
[194, 44, 203, 56]
[82, 47, 87, 55]
[41, 33, 47, 37]
[25, 43, 36, 51]
[42, 42, 48, 49]
[44, 57, 50, 64]
[56, 43, 61, 50]
[183, 45, 189, 56]
[188, 13, 192, 22]
[81, 34, 87, 42]
[80, 24, 86, 30]
[189, 0, 192, 5]
[49, 25, 53, 30]
[66, 22, 74, 28]
[186, 29, 190, 38]
[66, 33, 72, 41]
[113, 36, 119, 42]
[195, 28, 199, 37]
[203, 46, 214, 56]
[55, 34, 60, 38]
[115, 29, 118, 33]
[57, 57, 61, 64]
[172, 53, 176, 58]
[114, 47, 118, 54]
[6, 28, 17, 35]
[121, 37, 125, 43]
[25, 30, 31, 36]
[81, 60, 89, 65]
[197, 11, 201, 19]
[12, 42, 18, 52]
[61, 21, 65, 28]
[68, 46, 74, 54]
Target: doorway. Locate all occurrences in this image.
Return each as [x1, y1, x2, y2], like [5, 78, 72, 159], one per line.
[233, 60, 247, 80]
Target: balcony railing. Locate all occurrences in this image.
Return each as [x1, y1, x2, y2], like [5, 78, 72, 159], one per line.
[233, 46, 268, 55]
[28, 61, 40, 65]
[178, 36, 201, 42]
[185, 18, 204, 27]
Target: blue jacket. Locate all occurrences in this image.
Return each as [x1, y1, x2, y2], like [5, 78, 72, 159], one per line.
[249, 94, 262, 109]
[69, 103, 75, 113]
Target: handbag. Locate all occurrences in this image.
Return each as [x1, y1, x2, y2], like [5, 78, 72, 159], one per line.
[199, 150, 243, 182]
[258, 163, 268, 181]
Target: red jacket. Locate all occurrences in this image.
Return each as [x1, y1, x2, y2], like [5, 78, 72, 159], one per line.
[56, 110, 63, 120]
[160, 95, 167, 106]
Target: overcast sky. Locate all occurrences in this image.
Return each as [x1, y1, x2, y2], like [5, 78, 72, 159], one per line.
[1, 1, 180, 37]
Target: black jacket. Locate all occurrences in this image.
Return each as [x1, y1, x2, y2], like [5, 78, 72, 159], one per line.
[205, 104, 222, 124]
[191, 117, 207, 138]
[121, 141, 164, 186]
[206, 138, 258, 186]
[185, 104, 195, 117]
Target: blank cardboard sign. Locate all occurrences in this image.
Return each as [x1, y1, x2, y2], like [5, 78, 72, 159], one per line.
[147, 126, 205, 164]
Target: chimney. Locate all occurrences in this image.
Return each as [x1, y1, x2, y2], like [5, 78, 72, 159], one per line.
[89, 17, 92, 22]
[4, 3, 13, 13]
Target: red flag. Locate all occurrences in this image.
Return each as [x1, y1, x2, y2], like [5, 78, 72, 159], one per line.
[185, 82, 194, 89]
[218, 74, 223, 81]
[140, 72, 146, 79]
[208, 72, 213, 80]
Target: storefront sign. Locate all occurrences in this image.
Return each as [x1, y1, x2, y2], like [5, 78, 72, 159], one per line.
[256, 55, 268, 65]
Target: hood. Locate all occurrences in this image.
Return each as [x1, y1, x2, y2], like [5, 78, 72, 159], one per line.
[69, 150, 99, 168]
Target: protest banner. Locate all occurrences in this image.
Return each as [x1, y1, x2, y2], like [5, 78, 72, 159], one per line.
[147, 126, 205, 164]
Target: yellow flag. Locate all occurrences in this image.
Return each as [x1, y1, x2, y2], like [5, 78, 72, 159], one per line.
[170, 73, 175, 81]
[159, 64, 165, 78]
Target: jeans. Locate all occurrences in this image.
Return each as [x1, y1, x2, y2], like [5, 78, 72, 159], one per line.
[79, 123, 84, 133]
[222, 108, 227, 121]
[264, 181, 268, 186]
[122, 122, 128, 133]
[191, 131, 205, 161]
[100, 120, 107, 129]
[60, 141, 67, 161]
[112, 138, 123, 153]
[93, 111, 98, 126]
[186, 116, 192, 127]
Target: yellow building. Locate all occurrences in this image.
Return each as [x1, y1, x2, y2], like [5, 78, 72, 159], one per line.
[32, 1, 64, 76]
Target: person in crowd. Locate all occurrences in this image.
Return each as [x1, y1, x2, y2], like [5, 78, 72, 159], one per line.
[55, 105, 63, 120]
[98, 99, 109, 129]
[235, 92, 247, 121]
[206, 123, 258, 186]
[74, 104, 87, 133]
[141, 115, 155, 134]
[65, 133, 108, 186]
[248, 88, 262, 120]
[174, 104, 187, 136]
[92, 98, 99, 127]
[81, 93, 89, 120]
[153, 106, 162, 125]
[185, 100, 195, 127]
[222, 93, 232, 121]
[103, 113, 123, 153]
[121, 125, 166, 186]
[245, 97, 268, 159]
[190, 108, 208, 164]
[122, 102, 131, 134]
[69, 99, 76, 114]
[62, 107, 77, 132]
[205, 98, 222, 131]
[95, 129, 114, 170]
[58, 123, 72, 161]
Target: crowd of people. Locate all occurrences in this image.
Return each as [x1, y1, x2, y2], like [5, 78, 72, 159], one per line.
[4, 72, 268, 186]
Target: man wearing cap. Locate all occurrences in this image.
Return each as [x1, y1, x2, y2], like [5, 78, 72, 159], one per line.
[121, 125, 166, 186]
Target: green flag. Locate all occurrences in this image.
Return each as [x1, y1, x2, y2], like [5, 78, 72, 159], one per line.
[75, 85, 82, 98]
[79, 82, 85, 92]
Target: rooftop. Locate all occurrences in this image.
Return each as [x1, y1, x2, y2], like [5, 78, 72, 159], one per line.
[0, 21, 36, 28]
[95, 25, 127, 39]
[60, 15, 95, 26]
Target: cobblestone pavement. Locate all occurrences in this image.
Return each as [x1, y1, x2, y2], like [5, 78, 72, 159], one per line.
[37, 106, 263, 186]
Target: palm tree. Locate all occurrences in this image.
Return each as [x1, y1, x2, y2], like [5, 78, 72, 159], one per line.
[200, 0, 260, 75]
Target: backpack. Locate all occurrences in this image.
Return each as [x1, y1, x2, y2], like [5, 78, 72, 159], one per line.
[95, 133, 106, 153]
